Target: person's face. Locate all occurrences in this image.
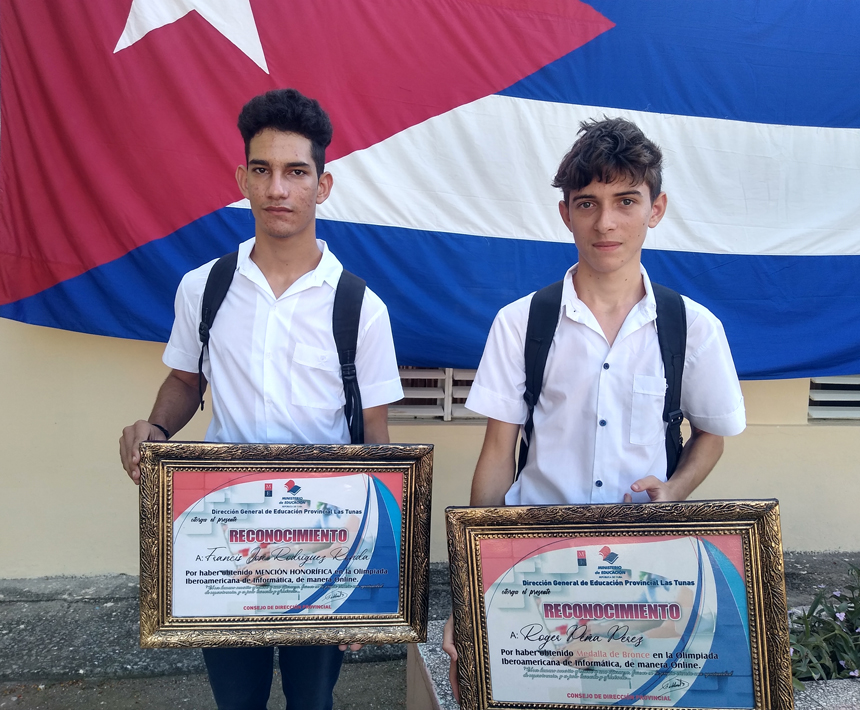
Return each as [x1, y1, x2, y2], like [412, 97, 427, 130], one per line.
[559, 179, 667, 277]
[235, 129, 332, 242]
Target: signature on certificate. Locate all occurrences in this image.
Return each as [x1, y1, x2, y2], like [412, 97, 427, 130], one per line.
[659, 677, 690, 692]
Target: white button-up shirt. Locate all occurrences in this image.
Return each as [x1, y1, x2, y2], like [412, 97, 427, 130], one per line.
[466, 265, 745, 505]
[164, 238, 403, 445]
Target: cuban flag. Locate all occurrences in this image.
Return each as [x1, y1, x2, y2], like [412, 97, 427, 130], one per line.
[1, 0, 858, 379]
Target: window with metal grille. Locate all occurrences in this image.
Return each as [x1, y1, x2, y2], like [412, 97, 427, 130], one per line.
[389, 367, 483, 421]
[808, 376, 860, 420]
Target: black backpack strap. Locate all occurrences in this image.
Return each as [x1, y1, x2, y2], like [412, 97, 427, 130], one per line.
[197, 251, 238, 410]
[652, 283, 687, 478]
[333, 270, 367, 444]
[517, 280, 564, 478]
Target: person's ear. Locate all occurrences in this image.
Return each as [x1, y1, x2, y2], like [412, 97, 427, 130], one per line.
[648, 192, 668, 228]
[316, 171, 333, 205]
[236, 164, 249, 199]
[558, 199, 573, 232]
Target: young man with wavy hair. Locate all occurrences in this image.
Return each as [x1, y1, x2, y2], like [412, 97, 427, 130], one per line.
[443, 118, 745, 700]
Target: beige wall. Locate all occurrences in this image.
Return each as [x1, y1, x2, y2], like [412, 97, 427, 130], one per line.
[1, 318, 210, 578]
[1, 317, 856, 578]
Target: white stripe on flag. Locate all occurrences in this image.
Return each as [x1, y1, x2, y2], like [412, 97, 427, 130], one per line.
[234, 94, 860, 256]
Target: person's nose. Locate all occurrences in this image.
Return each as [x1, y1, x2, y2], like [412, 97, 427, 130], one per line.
[595, 206, 617, 233]
[267, 171, 289, 198]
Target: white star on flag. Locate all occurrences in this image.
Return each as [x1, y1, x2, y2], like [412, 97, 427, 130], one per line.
[114, 0, 269, 73]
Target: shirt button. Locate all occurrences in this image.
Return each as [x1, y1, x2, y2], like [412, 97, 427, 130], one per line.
[599, 419, 607, 427]
[603, 363, 610, 370]
[595, 480, 603, 487]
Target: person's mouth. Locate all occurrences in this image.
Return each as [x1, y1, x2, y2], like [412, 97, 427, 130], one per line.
[594, 241, 621, 251]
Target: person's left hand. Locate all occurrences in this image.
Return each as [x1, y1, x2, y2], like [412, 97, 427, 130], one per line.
[339, 643, 363, 651]
[623, 475, 675, 502]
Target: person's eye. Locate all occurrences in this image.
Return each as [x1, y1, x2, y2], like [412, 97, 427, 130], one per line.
[621, 198, 634, 206]
[293, 169, 306, 176]
[253, 167, 268, 175]
[577, 201, 592, 209]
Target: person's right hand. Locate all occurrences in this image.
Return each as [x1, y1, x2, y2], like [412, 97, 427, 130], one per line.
[119, 420, 167, 485]
[442, 612, 460, 703]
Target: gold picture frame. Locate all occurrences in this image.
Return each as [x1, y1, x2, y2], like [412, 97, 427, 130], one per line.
[139, 442, 433, 648]
[447, 500, 792, 710]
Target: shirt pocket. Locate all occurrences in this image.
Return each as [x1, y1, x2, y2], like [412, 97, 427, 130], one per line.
[630, 374, 666, 446]
[291, 343, 345, 410]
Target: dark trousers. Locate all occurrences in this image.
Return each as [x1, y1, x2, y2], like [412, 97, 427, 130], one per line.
[202, 645, 344, 710]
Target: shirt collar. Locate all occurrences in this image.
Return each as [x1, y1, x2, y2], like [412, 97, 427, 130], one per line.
[639, 266, 658, 319]
[307, 239, 344, 290]
[235, 238, 344, 293]
[561, 263, 657, 322]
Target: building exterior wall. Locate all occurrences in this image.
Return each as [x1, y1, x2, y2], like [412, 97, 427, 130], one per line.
[1, 317, 855, 578]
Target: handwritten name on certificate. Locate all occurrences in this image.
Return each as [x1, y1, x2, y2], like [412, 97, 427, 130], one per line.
[171, 470, 402, 617]
[481, 536, 754, 707]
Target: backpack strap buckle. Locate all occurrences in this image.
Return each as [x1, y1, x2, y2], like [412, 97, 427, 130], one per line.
[341, 362, 357, 382]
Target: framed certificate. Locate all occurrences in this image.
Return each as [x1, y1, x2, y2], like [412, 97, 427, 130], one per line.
[447, 500, 793, 710]
[138, 442, 433, 648]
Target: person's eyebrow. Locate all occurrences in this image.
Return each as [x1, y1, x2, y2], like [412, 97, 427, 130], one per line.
[247, 159, 312, 169]
[571, 189, 645, 200]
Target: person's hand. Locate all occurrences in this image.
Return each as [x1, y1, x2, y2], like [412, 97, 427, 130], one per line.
[623, 475, 674, 502]
[338, 642, 363, 651]
[442, 613, 460, 703]
[119, 420, 167, 484]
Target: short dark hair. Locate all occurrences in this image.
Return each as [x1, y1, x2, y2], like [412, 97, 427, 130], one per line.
[237, 88, 333, 178]
[552, 118, 663, 204]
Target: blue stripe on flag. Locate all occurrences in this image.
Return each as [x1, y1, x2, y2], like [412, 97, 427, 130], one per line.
[502, 0, 860, 129]
[4, 212, 860, 379]
[0, 209, 249, 342]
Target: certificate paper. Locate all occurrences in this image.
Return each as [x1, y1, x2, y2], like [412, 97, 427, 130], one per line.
[482, 535, 753, 707]
[173, 469, 402, 617]
[138, 442, 432, 648]
[446, 501, 794, 710]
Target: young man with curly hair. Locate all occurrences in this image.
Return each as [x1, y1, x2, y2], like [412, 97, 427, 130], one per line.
[443, 117, 745, 699]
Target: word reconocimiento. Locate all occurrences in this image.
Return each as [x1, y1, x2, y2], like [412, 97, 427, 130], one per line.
[228, 528, 348, 544]
[543, 602, 682, 621]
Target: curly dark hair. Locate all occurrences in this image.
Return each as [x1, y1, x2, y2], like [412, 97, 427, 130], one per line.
[552, 118, 663, 204]
[237, 88, 333, 177]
